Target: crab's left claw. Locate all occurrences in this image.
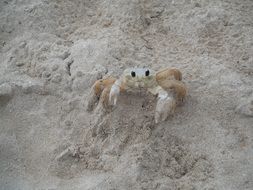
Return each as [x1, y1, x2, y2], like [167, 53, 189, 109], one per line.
[155, 96, 176, 124]
[154, 88, 176, 123]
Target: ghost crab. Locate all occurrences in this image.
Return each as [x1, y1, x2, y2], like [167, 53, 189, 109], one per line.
[87, 68, 187, 123]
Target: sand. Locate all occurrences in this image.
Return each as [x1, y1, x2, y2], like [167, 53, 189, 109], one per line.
[0, 0, 253, 189]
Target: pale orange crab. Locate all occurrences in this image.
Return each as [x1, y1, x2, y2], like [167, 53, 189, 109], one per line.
[87, 68, 187, 123]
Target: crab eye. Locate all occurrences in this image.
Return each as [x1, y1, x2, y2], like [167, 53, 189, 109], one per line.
[145, 70, 150, 76]
[131, 71, 136, 77]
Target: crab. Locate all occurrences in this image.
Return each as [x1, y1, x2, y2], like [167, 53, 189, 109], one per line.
[87, 68, 187, 123]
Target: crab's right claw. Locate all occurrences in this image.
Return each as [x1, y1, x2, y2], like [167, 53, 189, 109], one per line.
[109, 83, 120, 106]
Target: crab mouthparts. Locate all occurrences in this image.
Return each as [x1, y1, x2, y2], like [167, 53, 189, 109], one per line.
[134, 82, 146, 88]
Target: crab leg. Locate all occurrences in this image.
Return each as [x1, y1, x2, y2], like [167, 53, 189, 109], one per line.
[86, 77, 116, 111]
[153, 68, 187, 123]
[156, 68, 182, 81]
[156, 68, 187, 101]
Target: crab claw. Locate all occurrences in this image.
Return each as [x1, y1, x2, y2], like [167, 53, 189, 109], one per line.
[109, 82, 121, 106]
[155, 91, 176, 123]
